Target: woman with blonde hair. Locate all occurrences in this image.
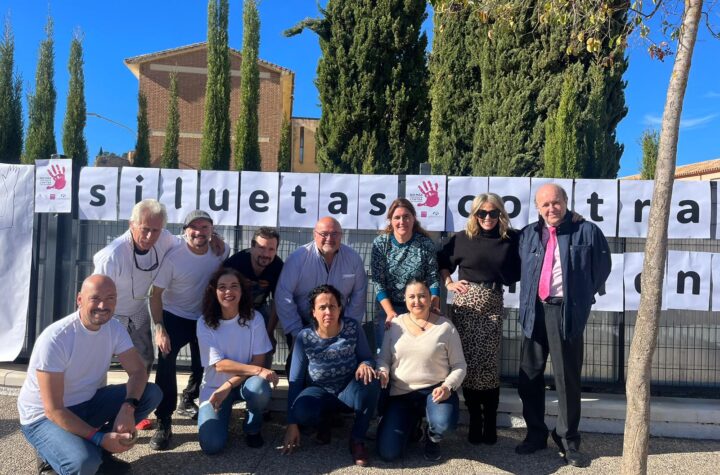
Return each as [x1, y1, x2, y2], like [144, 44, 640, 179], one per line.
[437, 193, 520, 445]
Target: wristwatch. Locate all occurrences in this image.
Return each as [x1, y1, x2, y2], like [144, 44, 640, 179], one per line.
[124, 397, 140, 409]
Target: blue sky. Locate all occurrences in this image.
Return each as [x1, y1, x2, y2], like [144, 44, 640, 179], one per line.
[4, 0, 720, 176]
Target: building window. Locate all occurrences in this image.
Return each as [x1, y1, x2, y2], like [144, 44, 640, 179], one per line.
[299, 126, 305, 164]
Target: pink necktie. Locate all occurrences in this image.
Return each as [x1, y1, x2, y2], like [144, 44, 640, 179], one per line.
[538, 226, 557, 301]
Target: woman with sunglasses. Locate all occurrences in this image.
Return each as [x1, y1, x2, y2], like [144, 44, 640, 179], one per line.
[438, 193, 520, 445]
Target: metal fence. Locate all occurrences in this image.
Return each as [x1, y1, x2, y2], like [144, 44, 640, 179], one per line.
[20, 217, 720, 398]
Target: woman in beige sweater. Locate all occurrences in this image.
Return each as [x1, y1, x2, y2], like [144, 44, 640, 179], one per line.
[376, 279, 467, 462]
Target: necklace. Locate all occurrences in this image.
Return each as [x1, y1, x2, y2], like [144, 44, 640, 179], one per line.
[406, 314, 429, 332]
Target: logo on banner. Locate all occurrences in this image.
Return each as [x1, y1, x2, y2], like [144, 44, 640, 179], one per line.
[409, 181, 441, 219]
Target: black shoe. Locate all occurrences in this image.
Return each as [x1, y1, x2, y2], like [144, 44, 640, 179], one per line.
[515, 437, 547, 454]
[482, 420, 497, 445]
[246, 432, 264, 448]
[315, 421, 332, 445]
[149, 419, 172, 451]
[551, 430, 590, 467]
[424, 437, 441, 461]
[97, 452, 131, 475]
[36, 455, 58, 475]
[177, 397, 199, 420]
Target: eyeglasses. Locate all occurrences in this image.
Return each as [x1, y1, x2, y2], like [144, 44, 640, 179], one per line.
[476, 209, 500, 219]
[131, 245, 159, 301]
[314, 231, 342, 239]
[133, 245, 159, 271]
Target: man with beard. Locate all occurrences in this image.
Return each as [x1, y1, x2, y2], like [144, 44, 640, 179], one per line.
[18, 275, 162, 475]
[224, 227, 284, 368]
[147, 210, 229, 451]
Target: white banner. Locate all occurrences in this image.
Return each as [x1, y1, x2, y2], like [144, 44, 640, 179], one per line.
[119, 167, 160, 220]
[528, 178, 574, 224]
[668, 181, 711, 239]
[488, 177, 531, 230]
[159, 169, 198, 224]
[623, 252, 667, 311]
[199, 171, 239, 226]
[592, 253, 624, 312]
[504, 281, 520, 309]
[34, 158, 72, 213]
[78, 167, 118, 221]
[357, 175, 397, 230]
[239, 171, 279, 227]
[405, 175, 447, 231]
[618, 180, 654, 238]
[319, 173, 359, 230]
[665, 250, 711, 311]
[445, 176, 489, 232]
[0, 165, 34, 361]
[711, 254, 720, 311]
[573, 179, 618, 238]
[279, 172, 319, 228]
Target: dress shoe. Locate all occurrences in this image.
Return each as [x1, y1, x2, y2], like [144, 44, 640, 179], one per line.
[149, 419, 172, 451]
[515, 437, 547, 454]
[551, 430, 590, 467]
[349, 440, 370, 467]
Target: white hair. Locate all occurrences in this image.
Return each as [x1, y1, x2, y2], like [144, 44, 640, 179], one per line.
[129, 199, 167, 226]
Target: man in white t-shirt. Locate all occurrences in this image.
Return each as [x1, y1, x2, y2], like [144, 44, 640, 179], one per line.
[148, 210, 229, 451]
[18, 275, 162, 475]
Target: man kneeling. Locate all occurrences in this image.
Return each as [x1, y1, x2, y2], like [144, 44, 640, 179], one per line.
[18, 275, 162, 475]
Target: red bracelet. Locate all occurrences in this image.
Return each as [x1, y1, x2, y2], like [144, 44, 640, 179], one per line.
[85, 427, 99, 441]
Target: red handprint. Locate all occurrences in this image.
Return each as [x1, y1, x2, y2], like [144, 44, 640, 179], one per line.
[47, 164, 67, 190]
[417, 181, 440, 207]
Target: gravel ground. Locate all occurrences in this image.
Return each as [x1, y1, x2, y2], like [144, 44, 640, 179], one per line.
[1, 388, 719, 475]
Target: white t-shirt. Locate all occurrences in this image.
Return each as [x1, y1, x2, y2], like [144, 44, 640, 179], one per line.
[93, 229, 180, 318]
[17, 312, 134, 425]
[196, 311, 272, 402]
[153, 242, 229, 320]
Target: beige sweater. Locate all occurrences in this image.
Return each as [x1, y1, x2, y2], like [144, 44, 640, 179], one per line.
[377, 314, 467, 396]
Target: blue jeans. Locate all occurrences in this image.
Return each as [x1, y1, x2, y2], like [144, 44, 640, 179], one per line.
[21, 383, 162, 475]
[289, 378, 381, 442]
[377, 385, 459, 462]
[198, 376, 271, 454]
[374, 302, 406, 353]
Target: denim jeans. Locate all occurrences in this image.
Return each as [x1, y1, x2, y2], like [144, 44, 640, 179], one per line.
[376, 385, 459, 462]
[21, 383, 162, 475]
[374, 302, 406, 353]
[288, 378, 381, 442]
[197, 376, 271, 454]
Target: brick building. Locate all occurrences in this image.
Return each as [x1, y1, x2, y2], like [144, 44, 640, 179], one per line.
[125, 42, 294, 171]
[624, 158, 720, 181]
[290, 117, 319, 172]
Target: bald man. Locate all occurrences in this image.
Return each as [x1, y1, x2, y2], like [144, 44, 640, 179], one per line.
[515, 184, 611, 468]
[18, 275, 162, 475]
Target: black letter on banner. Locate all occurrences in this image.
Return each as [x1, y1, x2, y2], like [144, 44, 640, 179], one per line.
[89, 185, 106, 206]
[634, 273, 642, 293]
[292, 185, 307, 214]
[328, 192, 348, 214]
[369, 193, 386, 216]
[209, 189, 229, 211]
[249, 190, 270, 212]
[135, 175, 144, 203]
[502, 196, 521, 219]
[677, 200, 700, 224]
[676, 271, 701, 295]
[634, 199, 650, 222]
[174, 178, 183, 210]
[458, 196, 473, 218]
[507, 282, 517, 294]
[587, 192, 604, 222]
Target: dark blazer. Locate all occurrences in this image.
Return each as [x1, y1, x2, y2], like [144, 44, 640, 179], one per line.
[518, 212, 611, 340]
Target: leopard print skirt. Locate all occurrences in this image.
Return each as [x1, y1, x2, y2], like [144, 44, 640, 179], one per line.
[451, 283, 504, 390]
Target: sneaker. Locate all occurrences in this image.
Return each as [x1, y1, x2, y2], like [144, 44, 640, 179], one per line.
[424, 438, 441, 461]
[177, 397, 199, 420]
[349, 440, 370, 467]
[246, 432, 264, 448]
[135, 418, 154, 431]
[149, 419, 172, 451]
[36, 455, 58, 475]
[97, 451, 131, 475]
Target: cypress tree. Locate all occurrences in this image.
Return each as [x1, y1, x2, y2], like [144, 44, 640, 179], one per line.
[134, 92, 151, 167]
[200, 0, 231, 170]
[24, 16, 56, 163]
[0, 16, 23, 164]
[61, 34, 88, 169]
[639, 129, 659, 179]
[97, 146, 103, 156]
[234, 0, 261, 171]
[277, 116, 291, 172]
[544, 64, 583, 177]
[286, 0, 429, 174]
[161, 73, 180, 168]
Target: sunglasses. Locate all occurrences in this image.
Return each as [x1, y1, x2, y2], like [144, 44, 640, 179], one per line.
[476, 209, 500, 219]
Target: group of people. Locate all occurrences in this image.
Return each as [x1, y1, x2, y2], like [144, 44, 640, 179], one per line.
[18, 182, 611, 474]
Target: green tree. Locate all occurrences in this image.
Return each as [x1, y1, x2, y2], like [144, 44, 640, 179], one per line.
[639, 128, 659, 179]
[286, 0, 429, 174]
[277, 116, 291, 172]
[234, 0, 261, 171]
[200, 0, 231, 170]
[97, 146, 103, 156]
[134, 92, 151, 167]
[24, 16, 56, 163]
[161, 73, 180, 168]
[544, 64, 583, 177]
[61, 33, 87, 168]
[0, 16, 23, 164]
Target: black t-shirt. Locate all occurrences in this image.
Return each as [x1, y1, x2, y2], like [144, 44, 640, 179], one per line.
[223, 249, 284, 309]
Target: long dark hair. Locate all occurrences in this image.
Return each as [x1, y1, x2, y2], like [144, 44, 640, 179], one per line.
[382, 198, 430, 238]
[308, 284, 343, 329]
[202, 267, 254, 329]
